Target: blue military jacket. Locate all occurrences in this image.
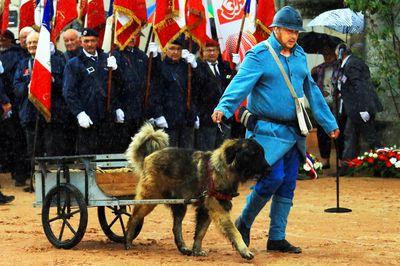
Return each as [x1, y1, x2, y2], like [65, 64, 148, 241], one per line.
[63, 50, 109, 123]
[215, 34, 338, 165]
[13, 51, 67, 126]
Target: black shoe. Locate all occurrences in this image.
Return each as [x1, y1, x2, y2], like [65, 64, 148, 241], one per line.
[267, 239, 302, 253]
[234, 217, 250, 247]
[15, 180, 26, 187]
[0, 192, 15, 204]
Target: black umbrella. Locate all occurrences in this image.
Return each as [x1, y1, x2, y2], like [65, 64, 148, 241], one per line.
[298, 32, 344, 54]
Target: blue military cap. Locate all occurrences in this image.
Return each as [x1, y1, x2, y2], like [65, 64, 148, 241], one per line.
[81, 28, 98, 37]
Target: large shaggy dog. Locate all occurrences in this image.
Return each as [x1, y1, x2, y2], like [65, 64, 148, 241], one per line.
[125, 123, 270, 260]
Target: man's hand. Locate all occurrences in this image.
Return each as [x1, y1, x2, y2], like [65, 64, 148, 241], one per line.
[2, 103, 12, 114]
[329, 129, 340, 139]
[211, 110, 225, 124]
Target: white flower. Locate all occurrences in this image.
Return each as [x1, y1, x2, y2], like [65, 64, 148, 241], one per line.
[303, 163, 311, 171]
[395, 161, 400, 168]
[389, 157, 397, 164]
[368, 152, 373, 157]
[314, 162, 323, 170]
[373, 153, 378, 158]
[360, 156, 364, 160]
[364, 152, 369, 156]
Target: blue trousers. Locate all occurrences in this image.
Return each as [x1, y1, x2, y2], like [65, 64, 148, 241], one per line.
[239, 146, 300, 240]
[255, 146, 300, 200]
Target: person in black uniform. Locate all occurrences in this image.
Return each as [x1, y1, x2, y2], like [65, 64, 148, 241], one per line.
[335, 43, 383, 174]
[63, 28, 118, 155]
[148, 38, 199, 148]
[13, 31, 70, 159]
[111, 36, 149, 152]
[0, 30, 30, 187]
[194, 39, 233, 150]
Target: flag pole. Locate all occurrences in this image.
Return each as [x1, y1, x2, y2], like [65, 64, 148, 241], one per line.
[144, 12, 157, 108]
[235, 0, 250, 55]
[106, 9, 116, 112]
[187, 36, 193, 110]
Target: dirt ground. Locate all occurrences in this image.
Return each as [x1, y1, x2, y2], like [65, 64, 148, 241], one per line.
[0, 172, 399, 266]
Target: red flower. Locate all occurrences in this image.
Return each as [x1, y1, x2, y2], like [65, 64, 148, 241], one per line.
[386, 161, 392, 168]
[367, 157, 374, 164]
[378, 154, 386, 161]
[396, 154, 400, 160]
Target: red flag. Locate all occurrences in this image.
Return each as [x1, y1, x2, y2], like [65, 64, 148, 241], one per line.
[154, 0, 183, 51]
[114, 0, 147, 49]
[185, 0, 211, 49]
[86, 0, 106, 47]
[19, 0, 35, 32]
[0, 0, 10, 33]
[253, 0, 275, 43]
[52, 0, 78, 42]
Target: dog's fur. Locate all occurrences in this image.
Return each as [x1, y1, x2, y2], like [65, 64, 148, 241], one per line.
[125, 123, 270, 260]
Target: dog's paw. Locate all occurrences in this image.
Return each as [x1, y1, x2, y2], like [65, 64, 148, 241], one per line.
[125, 242, 133, 250]
[179, 247, 192, 256]
[192, 249, 207, 257]
[240, 248, 254, 260]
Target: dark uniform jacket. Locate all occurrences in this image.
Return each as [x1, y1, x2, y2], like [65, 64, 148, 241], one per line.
[13, 51, 67, 126]
[340, 56, 383, 123]
[113, 47, 148, 121]
[194, 60, 233, 127]
[64, 47, 82, 61]
[0, 45, 23, 108]
[63, 49, 109, 123]
[149, 56, 198, 128]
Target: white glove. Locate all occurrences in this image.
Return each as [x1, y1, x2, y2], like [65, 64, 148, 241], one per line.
[50, 42, 56, 55]
[194, 116, 200, 129]
[181, 49, 190, 59]
[185, 53, 197, 68]
[360, 111, 370, 122]
[77, 111, 93, 128]
[147, 42, 158, 58]
[232, 53, 241, 65]
[0, 60, 4, 74]
[115, 108, 125, 123]
[107, 56, 118, 70]
[155, 116, 168, 128]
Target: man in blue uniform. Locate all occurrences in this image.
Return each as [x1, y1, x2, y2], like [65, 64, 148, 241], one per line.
[212, 6, 340, 253]
[63, 28, 118, 155]
[111, 36, 148, 152]
[149, 38, 199, 148]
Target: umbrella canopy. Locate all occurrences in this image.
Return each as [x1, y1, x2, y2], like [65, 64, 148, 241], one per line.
[307, 8, 364, 34]
[298, 32, 344, 54]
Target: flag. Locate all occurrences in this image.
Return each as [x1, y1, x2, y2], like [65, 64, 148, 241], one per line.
[211, 0, 256, 57]
[29, 0, 54, 122]
[185, 0, 212, 49]
[253, 0, 275, 43]
[114, 0, 147, 50]
[34, 0, 45, 26]
[0, 0, 10, 33]
[78, 0, 88, 22]
[86, 0, 106, 47]
[154, 0, 185, 51]
[52, 0, 78, 42]
[19, 0, 35, 31]
[101, 0, 114, 52]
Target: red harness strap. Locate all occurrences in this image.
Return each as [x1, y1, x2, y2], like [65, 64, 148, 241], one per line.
[206, 162, 233, 201]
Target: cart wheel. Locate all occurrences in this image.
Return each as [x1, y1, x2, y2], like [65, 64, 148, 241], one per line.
[42, 184, 88, 249]
[97, 206, 143, 243]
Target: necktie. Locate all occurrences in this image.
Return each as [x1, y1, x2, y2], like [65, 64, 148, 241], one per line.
[212, 63, 220, 79]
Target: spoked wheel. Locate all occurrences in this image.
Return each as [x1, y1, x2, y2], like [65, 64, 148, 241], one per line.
[42, 184, 88, 249]
[97, 206, 143, 243]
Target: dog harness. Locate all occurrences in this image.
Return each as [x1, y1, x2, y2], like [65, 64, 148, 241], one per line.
[206, 161, 234, 201]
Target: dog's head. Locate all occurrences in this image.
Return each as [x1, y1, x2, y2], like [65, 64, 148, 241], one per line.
[224, 138, 270, 182]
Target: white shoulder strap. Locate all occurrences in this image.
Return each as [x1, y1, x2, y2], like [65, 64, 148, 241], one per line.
[264, 41, 298, 100]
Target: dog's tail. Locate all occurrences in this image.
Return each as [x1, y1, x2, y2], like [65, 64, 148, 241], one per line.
[125, 122, 169, 174]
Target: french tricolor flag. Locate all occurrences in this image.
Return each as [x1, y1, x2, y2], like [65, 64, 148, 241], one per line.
[28, 0, 54, 122]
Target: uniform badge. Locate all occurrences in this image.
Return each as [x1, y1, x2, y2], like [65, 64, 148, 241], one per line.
[341, 75, 347, 84]
[86, 67, 95, 74]
[23, 68, 30, 76]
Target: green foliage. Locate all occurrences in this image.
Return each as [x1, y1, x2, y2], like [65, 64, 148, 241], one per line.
[345, 0, 400, 116]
